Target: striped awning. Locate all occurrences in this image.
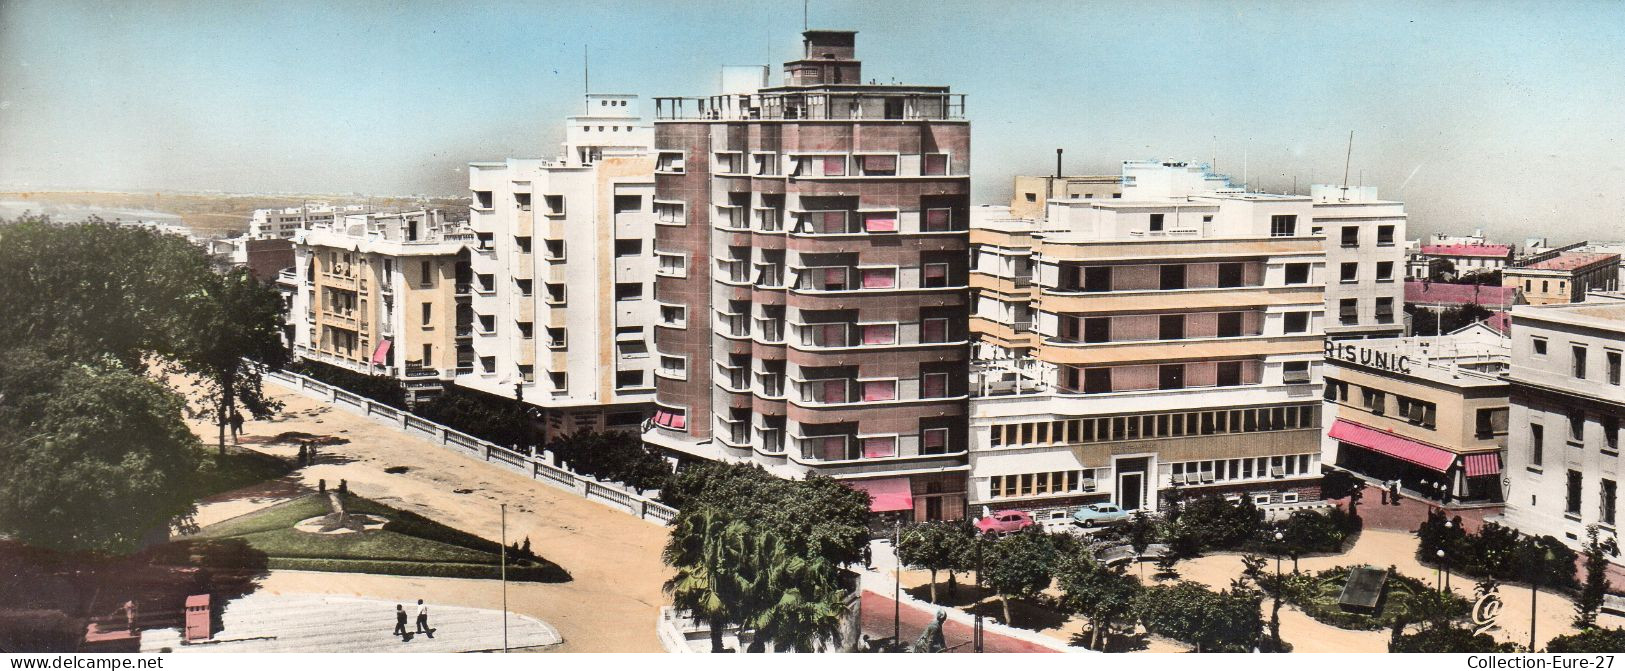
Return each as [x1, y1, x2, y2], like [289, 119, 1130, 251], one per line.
[1464, 453, 1502, 478]
[1329, 419, 1458, 473]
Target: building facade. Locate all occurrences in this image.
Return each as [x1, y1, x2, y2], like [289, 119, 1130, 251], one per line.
[1503, 252, 1620, 306]
[967, 160, 1329, 517]
[1009, 175, 1122, 220]
[1502, 295, 1625, 552]
[1311, 184, 1407, 339]
[643, 30, 973, 522]
[1419, 242, 1515, 275]
[463, 94, 658, 438]
[289, 210, 472, 402]
[1320, 328, 1510, 504]
[250, 203, 370, 240]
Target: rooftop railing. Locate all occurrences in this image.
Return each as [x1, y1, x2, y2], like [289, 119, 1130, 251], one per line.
[654, 91, 965, 122]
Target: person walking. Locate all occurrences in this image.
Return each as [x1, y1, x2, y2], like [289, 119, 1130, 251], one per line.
[415, 599, 432, 638]
[229, 410, 245, 444]
[393, 604, 408, 640]
[1388, 479, 1401, 506]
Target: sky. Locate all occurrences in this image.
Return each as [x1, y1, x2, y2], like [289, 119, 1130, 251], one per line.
[2, 0, 1624, 243]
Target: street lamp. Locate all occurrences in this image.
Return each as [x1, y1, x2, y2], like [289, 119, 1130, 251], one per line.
[500, 502, 509, 653]
[893, 518, 901, 646]
[1530, 547, 1556, 651]
[1435, 549, 1447, 592]
[1273, 531, 1284, 578]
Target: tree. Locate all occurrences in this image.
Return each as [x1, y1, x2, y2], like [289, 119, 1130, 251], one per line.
[1546, 628, 1625, 653]
[663, 509, 753, 652]
[981, 528, 1056, 624]
[177, 268, 288, 452]
[1574, 525, 1619, 629]
[896, 521, 973, 603]
[1319, 469, 1365, 518]
[1056, 555, 1141, 650]
[0, 354, 201, 553]
[743, 532, 851, 652]
[1134, 581, 1263, 652]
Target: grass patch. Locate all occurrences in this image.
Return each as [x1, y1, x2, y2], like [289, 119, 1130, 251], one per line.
[193, 494, 569, 582]
[1280, 565, 1447, 630]
[188, 447, 293, 500]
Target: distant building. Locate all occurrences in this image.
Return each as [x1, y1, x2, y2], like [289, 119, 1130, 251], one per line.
[1501, 293, 1625, 555]
[1503, 252, 1620, 305]
[1321, 328, 1510, 504]
[1418, 243, 1515, 275]
[249, 202, 371, 240]
[1312, 184, 1408, 339]
[464, 93, 657, 439]
[1009, 175, 1123, 220]
[289, 210, 472, 403]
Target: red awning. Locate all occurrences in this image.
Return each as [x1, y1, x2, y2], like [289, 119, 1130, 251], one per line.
[371, 338, 392, 365]
[846, 477, 914, 513]
[1329, 419, 1458, 473]
[1464, 452, 1502, 478]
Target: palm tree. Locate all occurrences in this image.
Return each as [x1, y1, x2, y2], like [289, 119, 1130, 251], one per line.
[663, 509, 752, 652]
[742, 531, 851, 652]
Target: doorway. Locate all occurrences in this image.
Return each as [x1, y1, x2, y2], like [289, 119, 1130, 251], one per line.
[1118, 473, 1143, 510]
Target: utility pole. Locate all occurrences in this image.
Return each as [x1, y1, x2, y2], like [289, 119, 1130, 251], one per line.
[501, 503, 509, 652]
[893, 519, 901, 646]
[1342, 130, 1355, 189]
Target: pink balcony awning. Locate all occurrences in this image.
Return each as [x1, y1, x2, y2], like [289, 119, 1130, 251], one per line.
[863, 214, 897, 232]
[846, 477, 914, 513]
[1328, 419, 1457, 473]
[371, 338, 392, 365]
[1464, 452, 1502, 478]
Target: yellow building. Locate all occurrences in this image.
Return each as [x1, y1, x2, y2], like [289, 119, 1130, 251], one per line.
[1504, 252, 1619, 305]
[1009, 175, 1122, 220]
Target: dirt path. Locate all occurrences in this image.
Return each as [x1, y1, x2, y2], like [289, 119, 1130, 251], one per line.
[182, 382, 671, 652]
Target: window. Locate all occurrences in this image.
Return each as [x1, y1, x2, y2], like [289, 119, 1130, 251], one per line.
[1377, 225, 1395, 246]
[420, 302, 432, 326]
[1533, 337, 1548, 356]
[1376, 297, 1395, 324]
[1376, 261, 1395, 282]
[420, 261, 433, 285]
[862, 211, 898, 233]
[923, 263, 949, 288]
[1270, 214, 1297, 237]
[861, 380, 897, 401]
[1363, 388, 1386, 415]
[859, 154, 896, 176]
[656, 152, 685, 173]
[1605, 416, 1619, 451]
[1609, 351, 1622, 385]
[652, 406, 687, 430]
[861, 436, 897, 458]
[1341, 226, 1359, 247]
[1159, 364, 1185, 390]
[1475, 408, 1509, 439]
[658, 356, 687, 380]
[473, 191, 493, 209]
[821, 155, 846, 176]
[1160, 314, 1185, 340]
[923, 153, 949, 176]
[614, 194, 642, 213]
[1531, 424, 1545, 466]
[860, 268, 896, 289]
[614, 283, 642, 301]
[544, 239, 566, 260]
[1283, 361, 1311, 384]
[1569, 410, 1586, 442]
[1218, 263, 1245, 288]
[1217, 361, 1243, 387]
[1283, 312, 1309, 334]
[421, 343, 432, 366]
[1603, 479, 1617, 526]
[1567, 470, 1583, 515]
[546, 327, 567, 350]
[655, 202, 685, 224]
[1218, 312, 1243, 338]
[659, 304, 686, 327]
[545, 283, 566, 305]
[1339, 299, 1358, 325]
[1083, 317, 1110, 343]
[1398, 396, 1437, 428]
[1573, 345, 1588, 379]
[1083, 368, 1112, 394]
[1149, 213, 1165, 232]
[861, 323, 897, 345]
[656, 252, 686, 277]
[921, 428, 949, 454]
[1024, 192, 1037, 202]
[543, 195, 564, 216]
[922, 372, 949, 398]
[1083, 266, 1111, 292]
[921, 318, 949, 343]
[1160, 264, 1186, 290]
[922, 208, 952, 232]
[1340, 262, 1358, 283]
[1284, 263, 1310, 285]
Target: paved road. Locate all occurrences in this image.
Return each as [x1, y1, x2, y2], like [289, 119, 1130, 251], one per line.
[858, 590, 1056, 653]
[140, 593, 560, 653]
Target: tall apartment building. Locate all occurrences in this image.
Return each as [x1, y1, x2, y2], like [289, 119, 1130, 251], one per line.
[1502, 294, 1625, 553]
[1320, 327, 1510, 504]
[967, 160, 1328, 515]
[464, 94, 658, 438]
[250, 203, 370, 239]
[1312, 184, 1407, 339]
[642, 30, 973, 522]
[289, 210, 472, 402]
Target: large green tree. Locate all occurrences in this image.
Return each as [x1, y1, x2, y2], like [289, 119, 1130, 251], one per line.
[1134, 581, 1263, 653]
[663, 509, 754, 652]
[981, 528, 1056, 624]
[1574, 525, 1618, 629]
[896, 521, 973, 603]
[177, 268, 288, 452]
[1056, 554, 1141, 650]
[0, 353, 201, 552]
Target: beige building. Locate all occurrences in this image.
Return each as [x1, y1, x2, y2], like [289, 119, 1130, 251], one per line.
[1009, 175, 1123, 220]
[289, 210, 473, 403]
[1320, 324, 1511, 503]
[463, 94, 657, 438]
[1503, 251, 1620, 306]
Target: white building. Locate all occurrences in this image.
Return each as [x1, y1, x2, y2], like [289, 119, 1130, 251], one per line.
[249, 202, 370, 240]
[1311, 184, 1407, 339]
[462, 94, 657, 438]
[1501, 293, 1625, 554]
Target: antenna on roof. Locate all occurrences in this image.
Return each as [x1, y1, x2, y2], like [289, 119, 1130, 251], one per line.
[803, 0, 808, 30]
[1342, 130, 1354, 189]
[583, 45, 590, 109]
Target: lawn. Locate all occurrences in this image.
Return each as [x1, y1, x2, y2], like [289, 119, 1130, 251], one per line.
[189, 446, 293, 501]
[193, 494, 570, 582]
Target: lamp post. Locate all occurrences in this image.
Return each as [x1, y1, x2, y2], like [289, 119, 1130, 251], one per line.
[1530, 548, 1555, 651]
[1273, 531, 1284, 578]
[893, 518, 901, 646]
[500, 502, 509, 653]
[1436, 549, 1446, 593]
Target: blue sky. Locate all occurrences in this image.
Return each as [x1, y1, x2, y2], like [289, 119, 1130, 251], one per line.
[2, 0, 1623, 242]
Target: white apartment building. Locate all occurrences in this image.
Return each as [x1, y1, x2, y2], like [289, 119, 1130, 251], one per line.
[463, 94, 657, 438]
[1501, 293, 1625, 554]
[968, 160, 1329, 516]
[249, 202, 370, 239]
[288, 210, 473, 402]
[1312, 184, 1407, 339]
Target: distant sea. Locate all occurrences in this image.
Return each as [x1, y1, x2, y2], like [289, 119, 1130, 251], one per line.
[0, 200, 185, 224]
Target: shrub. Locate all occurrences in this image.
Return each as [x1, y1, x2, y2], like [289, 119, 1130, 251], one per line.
[1390, 626, 1520, 653]
[1257, 509, 1354, 557]
[287, 359, 406, 408]
[1417, 511, 1578, 590]
[1546, 628, 1625, 653]
[1134, 581, 1263, 652]
[1167, 494, 1263, 554]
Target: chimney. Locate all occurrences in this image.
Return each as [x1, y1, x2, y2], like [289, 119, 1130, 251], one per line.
[1055, 148, 1063, 179]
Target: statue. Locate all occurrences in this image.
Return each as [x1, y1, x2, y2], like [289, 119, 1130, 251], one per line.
[912, 609, 947, 653]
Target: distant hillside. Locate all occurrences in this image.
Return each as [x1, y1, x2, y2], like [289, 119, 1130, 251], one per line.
[1, 191, 471, 237]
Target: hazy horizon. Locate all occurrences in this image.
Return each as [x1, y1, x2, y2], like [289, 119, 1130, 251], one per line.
[3, 0, 1623, 243]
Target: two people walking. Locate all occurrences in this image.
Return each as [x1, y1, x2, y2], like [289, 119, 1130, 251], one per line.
[393, 599, 433, 641]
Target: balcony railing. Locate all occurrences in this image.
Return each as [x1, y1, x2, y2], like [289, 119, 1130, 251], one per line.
[654, 92, 966, 122]
[718, 312, 750, 337]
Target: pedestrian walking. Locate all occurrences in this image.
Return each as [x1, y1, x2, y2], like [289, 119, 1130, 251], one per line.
[393, 604, 408, 639]
[1388, 479, 1401, 506]
[229, 410, 245, 444]
[297, 444, 308, 467]
[415, 599, 432, 637]
[1380, 481, 1389, 505]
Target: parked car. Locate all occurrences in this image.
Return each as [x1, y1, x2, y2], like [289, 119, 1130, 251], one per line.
[1071, 503, 1130, 527]
[975, 510, 1034, 535]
